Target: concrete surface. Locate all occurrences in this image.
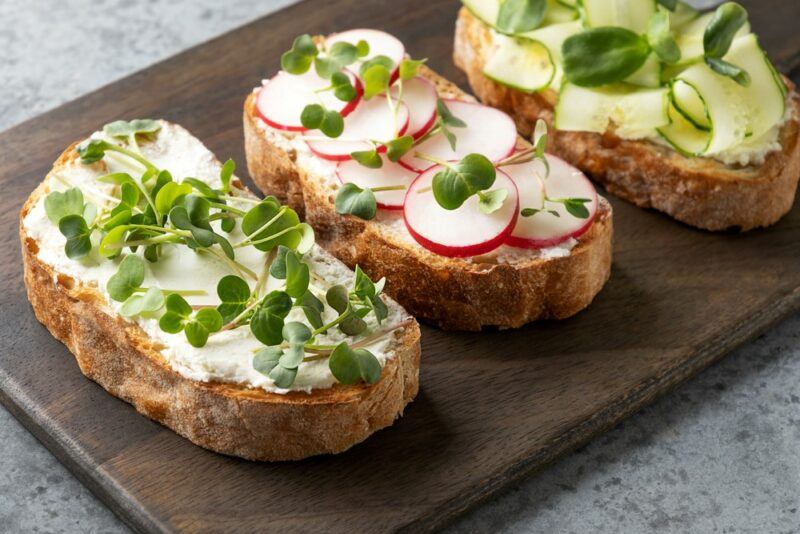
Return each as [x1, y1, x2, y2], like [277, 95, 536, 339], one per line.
[1, 1, 798, 532]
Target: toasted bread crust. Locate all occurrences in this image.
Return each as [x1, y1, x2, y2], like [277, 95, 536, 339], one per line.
[243, 67, 613, 331]
[454, 7, 800, 231]
[20, 142, 421, 462]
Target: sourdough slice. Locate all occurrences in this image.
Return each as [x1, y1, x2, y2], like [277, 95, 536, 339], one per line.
[20, 124, 421, 461]
[454, 7, 800, 232]
[244, 66, 613, 331]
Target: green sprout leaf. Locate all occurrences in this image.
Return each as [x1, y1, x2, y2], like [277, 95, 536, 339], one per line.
[399, 58, 426, 81]
[339, 313, 368, 336]
[363, 64, 392, 100]
[75, 139, 109, 164]
[431, 153, 496, 210]
[119, 287, 164, 318]
[220, 159, 235, 194]
[159, 293, 193, 333]
[647, 11, 681, 64]
[45, 188, 85, 225]
[185, 307, 223, 348]
[657, 0, 677, 10]
[281, 34, 318, 74]
[169, 205, 216, 248]
[331, 71, 357, 102]
[250, 291, 293, 345]
[182, 177, 219, 200]
[103, 119, 161, 139]
[351, 148, 383, 168]
[301, 104, 325, 130]
[335, 183, 377, 220]
[385, 135, 414, 162]
[253, 346, 283, 376]
[107, 254, 146, 302]
[155, 181, 192, 217]
[296, 290, 325, 330]
[563, 27, 651, 87]
[269, 245, 291, 279]
[329, 343, 382, 385]
[284, 251, 310, 298]
[355, 39, 370, 57]
[436, 100, 467, 150]
[705, 56, 750, 86]
[326, 284, 350, 315]
[477, 188, 509, 214]
[328, 41, 360, 68]
[561, 198, 592, 219]
[241, 198, 306, 251]
[58, 214, 93, 259]
[704, 2, 748, 59]
[216, 275, 251, 323]
[496, 0, 546, 34]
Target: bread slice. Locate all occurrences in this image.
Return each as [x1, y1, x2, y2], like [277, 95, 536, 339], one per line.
[244, 65, 613, 331]
[454, 7, 800, 232]
[20, 122, 421, 461]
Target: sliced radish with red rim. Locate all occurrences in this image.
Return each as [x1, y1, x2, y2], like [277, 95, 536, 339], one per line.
[337, 156, 418, 210]
[504, 155, 598, 249]
[325, 29, 405, 77]
[403, 165, 519, 258]
[390, 76, 437, 139]
[400, 99, 517, 171]
[256, 70, 362, 131]
[305, 97, 409, 161]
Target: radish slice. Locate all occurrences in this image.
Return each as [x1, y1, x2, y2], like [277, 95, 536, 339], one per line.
[403, 165, 519, 257]
[325, 29, 405, 74]
[337, 156, 418, 210]
[400, 100, 517, 171]
[504, 155, 598, 249]
[390, 76, 437, 139]
[256, 70, 362, 131]
[306, 98, 409, 161]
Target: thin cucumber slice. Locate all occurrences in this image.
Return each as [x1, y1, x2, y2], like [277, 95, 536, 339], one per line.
[555, 82, 669, 138]
[580, 0, 656, 33]
[483, 34, 555, 93]
[724, 34, 786, 140]
[462, 0, 576, 30]
[519, 20, 582, 90]
[670, 79, 711, 131]
[657, 103, 713, 156]
[625, 53, 662, 88]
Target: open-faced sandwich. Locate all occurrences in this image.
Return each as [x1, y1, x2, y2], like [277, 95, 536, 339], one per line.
[243, 29, 613, 330]
[455, 0, 800, 231]
[20, 120, 421, 461]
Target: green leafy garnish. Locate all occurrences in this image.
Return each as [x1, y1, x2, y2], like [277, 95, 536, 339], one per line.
[58, 215, 93, 259]
[385, 135, 414, 162]
[249, 291, 293, 345]
[216, 275, 251, 323]
[107, 255, 145, 301]
[334, 183, 378, 220]
[431, 153, 496, 210]
[281, 34, 318, 74]
[435, 100, 467, 150]
[477, 188, 509, 215]
[240, 198, 313, 252]
[119, 286, 164, 318]
[656, 0, 677, 10]
[496, 0, 546, 34]
[705, 57, 750, 86]
[329, 343, 382, 385]
[647, 11, 681, 65]
[399, 58, 426, 81]
[703, 2, 748, 60]
[351, 148, 383, 169]
[362, 55, 394, 100]
[563, 27, 651, 87]
[284, 251, 310, 298]
[300, 104, 345, 137]
[45, 188, 85, 225]
[159, 294, 222, 348]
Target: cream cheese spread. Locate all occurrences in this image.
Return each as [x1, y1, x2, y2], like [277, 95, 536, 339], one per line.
[22, 122, 407, 394]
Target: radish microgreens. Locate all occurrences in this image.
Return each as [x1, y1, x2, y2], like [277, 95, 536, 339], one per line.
[43, 120, 401, 389]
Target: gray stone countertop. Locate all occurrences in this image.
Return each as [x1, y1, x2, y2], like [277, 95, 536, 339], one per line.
[1, 1, 798, 532]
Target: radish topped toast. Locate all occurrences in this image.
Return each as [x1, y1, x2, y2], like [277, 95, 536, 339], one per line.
[454, 0, 800, 231]
[20, 120, 421, 461]
[244, 29, 613, 330]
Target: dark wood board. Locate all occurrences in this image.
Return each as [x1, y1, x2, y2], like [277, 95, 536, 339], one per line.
[1, 0, 800, 531]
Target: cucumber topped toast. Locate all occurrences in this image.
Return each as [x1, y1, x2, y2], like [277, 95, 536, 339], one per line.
[244, 29, 613, 330]
[20, 120, 420, 461]
[455, 0, 800, 231]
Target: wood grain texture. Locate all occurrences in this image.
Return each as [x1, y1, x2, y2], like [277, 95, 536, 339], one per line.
[0, 0, 799, 532]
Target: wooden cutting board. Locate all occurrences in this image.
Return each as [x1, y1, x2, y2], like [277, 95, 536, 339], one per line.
[1, 0, 799, 531]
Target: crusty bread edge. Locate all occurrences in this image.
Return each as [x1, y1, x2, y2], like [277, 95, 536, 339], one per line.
[19, 141, 421, 462]
[243, 66, 614, 331]
[454, 7, 800, 232]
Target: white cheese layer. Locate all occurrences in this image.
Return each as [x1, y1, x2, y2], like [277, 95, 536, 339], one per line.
[253, 85, 578, 263]
[23, 121, 408, 394]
